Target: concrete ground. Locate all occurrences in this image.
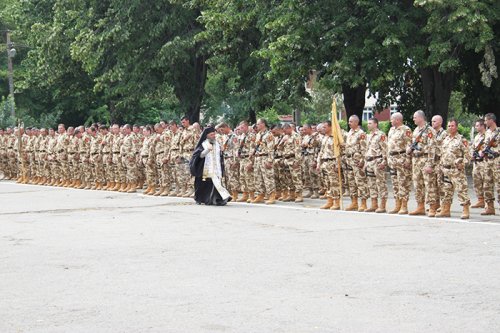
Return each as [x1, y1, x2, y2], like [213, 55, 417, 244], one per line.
[0, 181, 499, 333]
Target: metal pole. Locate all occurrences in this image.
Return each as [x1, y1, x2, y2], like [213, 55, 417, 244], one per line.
[6, 30, 15, 118]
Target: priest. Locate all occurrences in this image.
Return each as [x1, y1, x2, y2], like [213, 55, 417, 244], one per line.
[189, 126, 232, 206]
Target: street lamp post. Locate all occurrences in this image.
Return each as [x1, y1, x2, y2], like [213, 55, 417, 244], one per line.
[6, 30, 16, 118]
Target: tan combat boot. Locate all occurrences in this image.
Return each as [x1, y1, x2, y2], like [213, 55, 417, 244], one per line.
[409, 201, 426, 215]
[265, 192, 276, 205]
[127, 184, 137, 193]
[160, 187, 170, 196]
[251, 193, 265, 204]
[84, 182, 92, 190]
[246, 192, 255, 203]
[231, 190, 239, 201]
[275, 190, 282, 200]
[294, 192, 303, 203]
[471, 197, 485, 209]
[320, 197, 334, 209]
[345, 196, 358, 211]
[330, 198, 341, 210]
[480, 201, 496, 215]
[358, 198, 368, 212]
[237, 192, 249, 202]
[365, 198, 378, 212]
[376, 198, 387, 213]
[310, 190, 319, 199]
[461, 204, 470, 220]
[398, 199, 409, 215]
[436, 202, 451, 217]
[427, 203, 440, 218]
[303, 189, 312, 198]
[280, 190, 289, 201]
[91, 182, 97, 190]
[389, 198, 401, 214]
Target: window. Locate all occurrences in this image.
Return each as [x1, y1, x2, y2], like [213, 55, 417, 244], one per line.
[363, 107, 373, 121]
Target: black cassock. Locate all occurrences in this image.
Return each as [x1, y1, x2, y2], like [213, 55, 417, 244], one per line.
[189, 144, 231, 206]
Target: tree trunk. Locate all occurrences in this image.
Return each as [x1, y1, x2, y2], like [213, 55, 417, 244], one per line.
[109, 101, 119, 125]
[342, 84, 366, 121]
[420, 66, 456, 125]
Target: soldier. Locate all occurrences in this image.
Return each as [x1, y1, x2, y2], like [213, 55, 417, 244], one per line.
[6, 128, 17, 180]
[251, 118, 276, 204]
[89, 126, 105, 190]
[282, 123, 304, 202]
[178, 116, 197, 197]
[218, 123, 240, 200]
[0, 128, 6, 179]
[153, 123, 172, 196]
[236, 121, 256, 203]
[365, 118, 388, 213]
[120, 124, 139, 193]
[316, 121, 342, 210]
[436, 119, 471, 219]
[387, 112, 413, 214]
[111, 124, 125, 191]
[407, 110, 438, 216]
[69, 129, 82, 188]
[471, 119, 487, 209]
[100, 125, 114, 190]
[168, 121, 183, 196]
[55, 124, 70, 186]
[301, 124, 321, 199]
[46, 128, 58, 186]
[480, 113, 499, 215]
[271, 124, 287, 201]
[140, 125, 157, 195]
[344, 115, 368, 211]
[431, 115, 448, 208]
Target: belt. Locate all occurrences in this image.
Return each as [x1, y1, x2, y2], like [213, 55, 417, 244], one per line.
[58, 150, 65, 153]
[284, 155, 296, 159]
[239, 154, 250, 158]
[442, 165, 453, 169]
[366, 155, 382, 162]
[39, 150, 46, 153]
[141, 155, 149, 158]
[224, 155, 234, 159]
[91, 153, 99, 155]
[255, 153, 268, 157]
[413, 153, 428, 158]
[346, 153, 354, 158]
[102, 152, 110, 154]
[321, 158, 334, 162]
[389, 150, 405, 156]
[68, 152, 75, 154]
[170, 149, 179, 151]
[113, 151, 120, 153]
[473, 159, 484, 163]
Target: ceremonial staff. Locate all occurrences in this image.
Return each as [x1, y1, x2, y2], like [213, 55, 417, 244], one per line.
[331, 97, 344, 210]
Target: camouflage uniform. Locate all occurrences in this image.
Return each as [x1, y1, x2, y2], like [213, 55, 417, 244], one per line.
[471, 132, 487, 202]
[112, 133, 125, 186]
[67, 134, 80, 183]
[387, 125, 413, 213]
[6, 132, 17, 179]
[434, 128, 448, 204]
[157, 130, 173, 194]
[253, 129, 276, 199]
[317, 135, 341, 209]
[80, 133, 93, 187]
[179, 127, 197, 196]
[439, 133, 471, 217]
[273, 134, 287, 198]
[345, 127, 368, 209]
[169, 131, 183, 195]
[121, 132, 139, 185]
[282, 132, 303, 198]
[141, 134, 157, 191]
[301, 133, 321, 197]
[221, 132, 240, 195]
[482, 128, 500, 205]
[90, 133, 105, 186]
[101, 132, 114, 186]
[365, 129, 388, 201]
[55, 132, 70, 182]
[237, 131, 256, 201]
[46, 134, 58, 183]
[409, 124, 438, 214]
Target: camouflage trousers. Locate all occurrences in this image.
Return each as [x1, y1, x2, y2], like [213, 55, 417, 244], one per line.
[274, 157, 287, 193]
[284, 157, 303, 193]
[123, 155, 138, 183]
[412, 157, 437, 204]
[82, 159, 94, 183]
[155, 154, 169, 188]
[346, 159, 368, 199]
[176, 156, 193, 193]
[142, 157, 157, 186]
[320, 159, 341, 200]
[169, 162, 179, 191]
[91, 155, 105, 183]
[472, 161, 486, 199]
[254, 156, 275, 194]
[57, 154, 69, 180]
[224, 157, 240, 193]
[102, 153, 113, 183]
[68, 154, 79, 181]
[365, 158, 387, 199]
[239, 158, 255, 193]
[442, 167, 470, 205]
[482, 158, 499, 203]
[435, 160, 445, 203]
[302, 155, 320, 191]
[388, 155, 412, 201]
[341, 157, 350, 196]
[112, 154, 125, 184]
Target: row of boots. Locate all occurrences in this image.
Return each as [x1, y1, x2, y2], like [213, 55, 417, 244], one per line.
[142, 184, 194, 198]
[16, 175, 142, 193]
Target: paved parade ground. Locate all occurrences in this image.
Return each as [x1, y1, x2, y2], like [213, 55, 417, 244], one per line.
[1, 181, 499, 333]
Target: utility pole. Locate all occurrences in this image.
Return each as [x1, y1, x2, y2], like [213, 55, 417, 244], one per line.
[6, 30, 15, 118]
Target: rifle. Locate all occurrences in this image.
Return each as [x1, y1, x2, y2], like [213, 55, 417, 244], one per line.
[472, 136, 485, 160]
[484, 130, 499, 159]
[409, 125, 428, 152]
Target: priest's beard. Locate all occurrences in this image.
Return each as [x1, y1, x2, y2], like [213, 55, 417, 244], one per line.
[208, 138, 216, 144]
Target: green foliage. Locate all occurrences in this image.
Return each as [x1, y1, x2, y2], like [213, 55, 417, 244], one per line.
[257, 107, 280, 125]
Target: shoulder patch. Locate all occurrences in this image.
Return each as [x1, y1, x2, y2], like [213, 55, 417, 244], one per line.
[406, 130, 412, 137]
[462, 139, 468, 147]
[380, 135, 386, 142]
[360, 133, 366, 140]
[428, 132, 433, 138]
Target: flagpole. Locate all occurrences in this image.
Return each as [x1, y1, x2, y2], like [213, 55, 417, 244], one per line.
[331, 97, 344, 210]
